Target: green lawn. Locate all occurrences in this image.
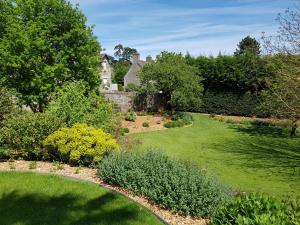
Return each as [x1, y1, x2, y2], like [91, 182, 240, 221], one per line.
[0, 172, 164, 225]
[132, 114, 300, 197]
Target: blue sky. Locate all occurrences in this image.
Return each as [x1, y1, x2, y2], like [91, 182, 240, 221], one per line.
[69, 0, 297, 59]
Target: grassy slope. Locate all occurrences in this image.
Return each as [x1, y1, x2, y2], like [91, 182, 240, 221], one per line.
[0, 172, 164, 225]
[133, 114, 300, 197]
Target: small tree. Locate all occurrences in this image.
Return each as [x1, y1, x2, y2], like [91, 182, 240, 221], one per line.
[112, 63, 130, 85]
[0, 0, 101, 112]
[139, 52, 203, 111]
[234, 36, 261, 56]
[261, 7, 300, 136]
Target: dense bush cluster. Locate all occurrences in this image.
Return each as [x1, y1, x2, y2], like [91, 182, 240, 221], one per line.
[98, 150, 229, 217]
[211, 193, 300, 225]
[202, 90, 260, 116]
[0, 112, 64, 159]
[44, 123, 120, 165]
[0, 82, 120, 164]
[47, 82, 118, 134]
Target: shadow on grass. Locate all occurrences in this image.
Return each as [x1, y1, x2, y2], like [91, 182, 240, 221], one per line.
[214, 124, 300, 180]
[0, 190, 140, 225]
[230, 124, 288, 137]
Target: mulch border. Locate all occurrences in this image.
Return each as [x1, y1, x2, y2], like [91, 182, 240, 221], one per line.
[0, 160, 207, 225]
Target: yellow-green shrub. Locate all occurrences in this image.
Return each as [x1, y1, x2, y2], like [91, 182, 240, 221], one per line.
[43, 123, 120, 165]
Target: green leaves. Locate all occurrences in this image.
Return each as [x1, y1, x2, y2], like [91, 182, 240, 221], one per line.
[46, 82, 118, 134]
[212, 193, 300, 225]
[98, 150, 229, 217]
[0, 0, 101, 111]
[0, 111, 64, 158]
[139, 52, 203, 111]
[234, 36, 261, 56]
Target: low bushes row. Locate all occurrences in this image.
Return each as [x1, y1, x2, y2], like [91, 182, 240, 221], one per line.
[98, 150, 300, 223]
[164, 112, 193, 128]
[164, 120, 191, 128]
[98, 150, 229, 217]
[0, 118, 120, 165]
[212, 115, 296, 131]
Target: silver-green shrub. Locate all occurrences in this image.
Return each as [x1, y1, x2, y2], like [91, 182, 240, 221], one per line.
[98, 150, 229, 217]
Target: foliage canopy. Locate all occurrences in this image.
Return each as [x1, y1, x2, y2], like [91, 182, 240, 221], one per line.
[0, 0, 101, 111]
[139, 52, 203, 111]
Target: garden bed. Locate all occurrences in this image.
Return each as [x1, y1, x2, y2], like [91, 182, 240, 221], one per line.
[0, 160, 207, 225]
[122, 115, 169, 133]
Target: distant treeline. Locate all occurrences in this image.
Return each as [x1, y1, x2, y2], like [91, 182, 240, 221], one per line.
[185, 53, 276, 116]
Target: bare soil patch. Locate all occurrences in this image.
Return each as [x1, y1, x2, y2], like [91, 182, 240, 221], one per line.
[122, 115, 170, 133]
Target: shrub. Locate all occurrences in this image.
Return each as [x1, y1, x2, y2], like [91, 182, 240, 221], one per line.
[164, 118, 192, 128]
[29, 161, 37, 170]
[142, 122, 149, 128]
[251, 119, 273, 127]
[122, 128, 130, 134]
[164, 120, 185, 128]
[125, 83, 140, 92]
[124, 111, 136, 122]
[0, 112, 64, 159]
[118, 84, 124, 91]
[0, 86, 16, 126]
[164, 112, 193, 128]
[43, 123, 120, 165]
[0, 148, 12, 160]
[203, 89, 261, 117]
[47, 82, 118, 134]
[211, 193, 300, 225]
[98, 150, 229, 217]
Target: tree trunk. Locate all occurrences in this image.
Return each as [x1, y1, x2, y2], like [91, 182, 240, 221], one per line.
[290, 121, 297, 137]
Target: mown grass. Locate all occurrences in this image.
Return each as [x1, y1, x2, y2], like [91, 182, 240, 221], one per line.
[0, 172, 164, 225]
[133, 114, 300, 197]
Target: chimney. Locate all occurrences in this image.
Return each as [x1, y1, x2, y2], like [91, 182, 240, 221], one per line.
[132, 52, 140, 63]
[146, 55, 152, 62]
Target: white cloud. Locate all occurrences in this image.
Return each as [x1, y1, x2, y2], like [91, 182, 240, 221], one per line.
[101, 22, 277, 58]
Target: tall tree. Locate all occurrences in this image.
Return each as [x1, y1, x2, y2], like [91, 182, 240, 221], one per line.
[234, 36, 261, 56]
[139, 52, 203, 111]
[0, 0, 101, 112]
[114, 44, 124, 59]
[261, 7, 300, 136]
[113, 44, 137, 62]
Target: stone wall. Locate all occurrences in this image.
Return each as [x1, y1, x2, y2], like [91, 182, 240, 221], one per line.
[102, 91, 135, 112]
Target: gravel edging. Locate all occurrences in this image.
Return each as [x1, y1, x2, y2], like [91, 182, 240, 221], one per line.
[0, 160, 207, 225]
